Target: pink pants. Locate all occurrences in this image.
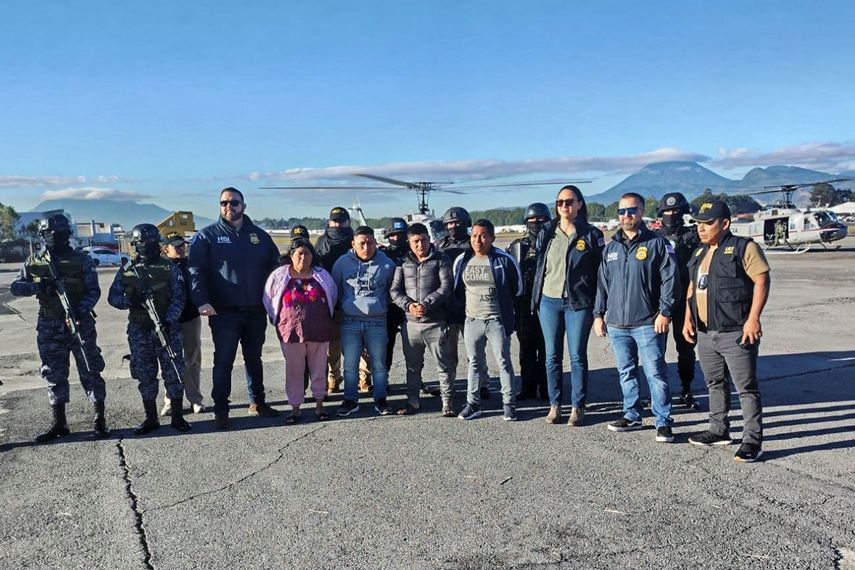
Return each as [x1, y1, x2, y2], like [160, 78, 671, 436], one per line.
[280, 341, 330, 407]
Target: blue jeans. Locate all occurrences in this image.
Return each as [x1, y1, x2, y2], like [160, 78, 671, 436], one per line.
[341, 318, 388, 402]
[538, 296, 593, 408]
[607, 325, 673, 428]
[209, 310, 268, 413]
[463, 317, 517, 405]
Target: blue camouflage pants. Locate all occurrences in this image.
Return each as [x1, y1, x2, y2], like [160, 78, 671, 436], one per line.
[127, 322, 186, 401]
[36, 315, 106, 405]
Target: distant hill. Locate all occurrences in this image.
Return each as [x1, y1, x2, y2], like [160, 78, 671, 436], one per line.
[29, 199, 215, 231]
[588, 161, 843, 205]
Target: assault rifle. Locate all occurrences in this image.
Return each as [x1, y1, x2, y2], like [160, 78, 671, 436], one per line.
[124, 260, 182, 380]
[44, 250, 92, 373]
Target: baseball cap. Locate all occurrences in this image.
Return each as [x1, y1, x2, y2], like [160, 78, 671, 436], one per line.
[163, 231, 188, 247]
[290, 225, 309, 239]
[692, 200, 731, 222]
[329, 207, 350, 223]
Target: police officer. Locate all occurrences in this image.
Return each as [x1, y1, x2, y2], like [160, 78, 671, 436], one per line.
[188, 187, 281, 429]
[437, 206, 490, 399]
[655, 192, 701, 409]
[315, 207, 354, 393]
[507, 203, 550, 400]
[10, 214, 109, 441]
[380, 217, 409, 370]
[109, 224, 192, 435]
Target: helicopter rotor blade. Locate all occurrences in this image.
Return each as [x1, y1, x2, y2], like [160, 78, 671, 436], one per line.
[452, 179, 591, 190]
[353, 173, 414, 187]
[259, 185, 396, 190]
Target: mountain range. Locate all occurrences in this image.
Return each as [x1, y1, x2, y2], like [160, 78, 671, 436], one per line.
[29, 199, 215, 231]
[587, 161, 848, 205]
[28, 162, 852, 225]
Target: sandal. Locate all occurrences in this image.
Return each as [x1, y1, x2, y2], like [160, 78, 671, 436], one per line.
[315, 409, 330, 421]
[441, 407, 456, 418]
[397, 404, 419, 415]
[285, 413, 301, 425]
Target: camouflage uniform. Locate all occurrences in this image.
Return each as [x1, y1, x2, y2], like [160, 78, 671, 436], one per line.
[108, 256, 186, 400]
[11, 249, 106, 405]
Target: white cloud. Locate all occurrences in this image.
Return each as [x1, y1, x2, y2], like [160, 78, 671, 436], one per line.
[0, 174, 125, 188]
[40, 187, 152, 201]
[244, 147, 711, 186]
[713, 142, 855, 173]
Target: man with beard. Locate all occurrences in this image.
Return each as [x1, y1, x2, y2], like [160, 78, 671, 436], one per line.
[188, 187, 281, 429]
[315, 207, 355, 393]
[594, 193, 678, 443]
[10, 214, 109, 441]
[506, 203, 550, 401]
[655, 192, 701, 409]
[437, 206, 490, 400]
[109, 224, 192, 435]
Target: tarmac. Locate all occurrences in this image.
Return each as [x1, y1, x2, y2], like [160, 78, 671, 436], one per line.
[1, 237, 854, 569]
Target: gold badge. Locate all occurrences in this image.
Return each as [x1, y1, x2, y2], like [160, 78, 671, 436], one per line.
[635, 246, 648, 261]
[724, 246, 735, 255]
[249, 233, 260, 245]
[576, 239, 586, 251]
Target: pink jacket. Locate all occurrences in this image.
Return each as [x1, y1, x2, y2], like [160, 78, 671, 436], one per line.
[263, 265, 337, 325]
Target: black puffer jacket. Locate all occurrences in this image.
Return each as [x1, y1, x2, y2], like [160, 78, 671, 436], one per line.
[390, 246, 453, 324]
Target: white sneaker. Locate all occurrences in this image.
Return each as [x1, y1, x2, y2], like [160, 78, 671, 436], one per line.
[160, 401, 172, 417]
[192, 403, 207, 414]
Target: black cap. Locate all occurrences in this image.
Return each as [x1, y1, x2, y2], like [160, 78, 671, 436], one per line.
[163, 231, 187, 247]
[692, 199, 731, 222]
[290, 225, 309, 239]
[329, 207, 350, 223]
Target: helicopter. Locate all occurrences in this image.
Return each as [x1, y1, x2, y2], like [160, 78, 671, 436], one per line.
[729, 178, 851, 253]
[261, 173, 589, 242]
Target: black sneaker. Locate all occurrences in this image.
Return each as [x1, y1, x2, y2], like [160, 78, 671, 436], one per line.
[458, 403, 481, 420]
[679, 392, 700, 410]
[607, 417, 643, 432]
[503, 405, 517, 421]
[688, 430, 733, 447]
[734, 443, 763, 463]
[374, 398, 393, 416]
[655, 426, 674, 443]
[337, 400, 360, 417]
[480, 387, 491, 400]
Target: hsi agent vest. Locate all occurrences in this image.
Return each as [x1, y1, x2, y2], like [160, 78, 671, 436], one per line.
[26, 251, 87, 319]
[121, 257, 174, 325]
[688, 232, 754, 332]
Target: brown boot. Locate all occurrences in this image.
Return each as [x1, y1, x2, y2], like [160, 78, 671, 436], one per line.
[567, 407, 585, 427]
[544, 405, 561, 424]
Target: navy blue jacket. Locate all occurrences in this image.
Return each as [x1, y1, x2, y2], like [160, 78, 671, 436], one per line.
[530, 219, 605, 312]
[188, 215, 280, 310]
[452, 246, 523, 336]
[594, 225, 679, 327]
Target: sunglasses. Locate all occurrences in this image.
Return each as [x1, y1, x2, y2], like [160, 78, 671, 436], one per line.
[220, 199, 242, 207]
[618, 207, 639, 216]
[555, 199, 578, 207]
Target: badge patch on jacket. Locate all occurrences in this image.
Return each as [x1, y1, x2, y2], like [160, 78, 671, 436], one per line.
[635, 246, 648, 261]
[249, 233, 260, 245]
[724, 246, 735, 255]
[576, 239, 586, 251]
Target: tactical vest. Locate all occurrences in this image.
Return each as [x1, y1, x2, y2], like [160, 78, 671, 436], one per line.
[121, 257, 174, 325]
[26, 251, 87, 319]
[688, 232, 754, 332]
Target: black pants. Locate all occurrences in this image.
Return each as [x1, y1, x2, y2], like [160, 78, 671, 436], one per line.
[671, 300, 696, 391]
[517, 311, 547, 397]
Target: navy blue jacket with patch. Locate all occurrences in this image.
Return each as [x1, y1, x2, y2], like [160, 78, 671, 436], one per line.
[593, 225, 679, 327]
[188, 215, 280, 310]
[452, 246, 523, 336]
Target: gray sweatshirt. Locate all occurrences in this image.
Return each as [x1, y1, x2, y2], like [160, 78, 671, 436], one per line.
[332, 249, 396, 320]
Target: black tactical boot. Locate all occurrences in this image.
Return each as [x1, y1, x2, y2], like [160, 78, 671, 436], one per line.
[170, 397, 192, 432]
[35, 403, 70, 443]
[93, 401, 110, 438]
[134, 399, 160, 436]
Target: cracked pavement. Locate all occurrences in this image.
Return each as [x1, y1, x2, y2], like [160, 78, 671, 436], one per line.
[1, 238, 854, 569]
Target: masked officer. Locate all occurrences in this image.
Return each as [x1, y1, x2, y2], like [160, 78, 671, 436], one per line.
[380, 217, 409, 370]
[109, 224, 192, 435]
[506, 203, 550, 400]
[10, 214, 109, 441]
[437, 206, 490, 399]
[655, 192, 702, 409]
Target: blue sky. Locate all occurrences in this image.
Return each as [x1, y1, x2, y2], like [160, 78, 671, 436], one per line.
[2, 0, 854, 220]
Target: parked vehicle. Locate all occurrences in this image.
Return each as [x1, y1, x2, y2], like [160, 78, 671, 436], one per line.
[84, 247, 127, 267]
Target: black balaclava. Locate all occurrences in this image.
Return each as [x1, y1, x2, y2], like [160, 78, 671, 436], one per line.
[449, 225, 468, 242]
[525, 220, 546, 241]
[661, 212, 684, 233]
[327, 226, 353, 243]
[135, 240, 161, 261]
[43, 230, 71, 254]
[386, 233, 407, 253]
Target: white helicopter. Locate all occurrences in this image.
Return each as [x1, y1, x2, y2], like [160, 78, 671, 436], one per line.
[729, 179, 851, 253]
[262, 173, 588, 243]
